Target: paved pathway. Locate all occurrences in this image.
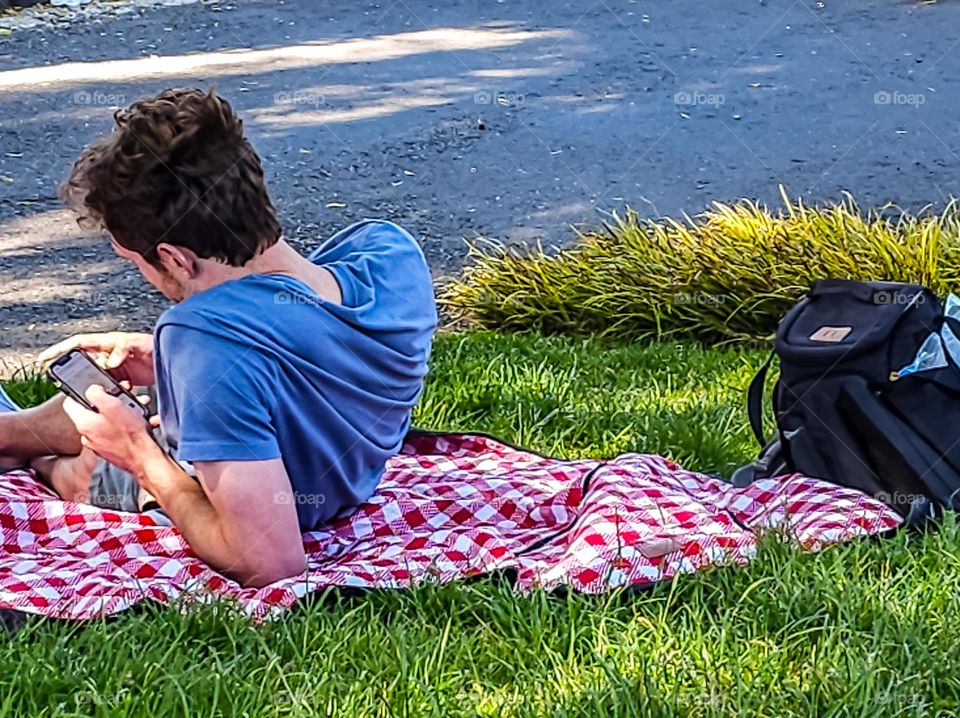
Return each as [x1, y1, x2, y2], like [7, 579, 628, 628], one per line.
[0, 0, 958, 363]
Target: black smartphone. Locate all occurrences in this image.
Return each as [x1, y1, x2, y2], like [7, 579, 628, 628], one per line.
[47, 349, 149, 418]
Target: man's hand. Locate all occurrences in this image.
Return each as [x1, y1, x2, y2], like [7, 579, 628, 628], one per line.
[61, 385, 157, 474]
[39, 332, 156, 386]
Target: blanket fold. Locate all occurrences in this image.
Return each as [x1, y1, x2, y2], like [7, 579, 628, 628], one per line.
[0, 432, 901, 621]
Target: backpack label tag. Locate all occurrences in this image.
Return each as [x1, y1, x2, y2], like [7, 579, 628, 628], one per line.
[810, 326, 852, 342]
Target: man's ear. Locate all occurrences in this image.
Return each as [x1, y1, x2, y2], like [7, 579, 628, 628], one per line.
[155, 243, 198, 279]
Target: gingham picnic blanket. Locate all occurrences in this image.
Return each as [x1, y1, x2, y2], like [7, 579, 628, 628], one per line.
[0, 432, 902, 621]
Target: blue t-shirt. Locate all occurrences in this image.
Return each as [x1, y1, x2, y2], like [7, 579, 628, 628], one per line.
[153, 220, 437, 530]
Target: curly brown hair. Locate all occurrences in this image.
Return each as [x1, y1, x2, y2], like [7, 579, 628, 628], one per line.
[61, 88, 281, 267]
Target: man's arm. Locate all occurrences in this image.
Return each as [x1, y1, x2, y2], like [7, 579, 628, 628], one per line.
[136, 445, 307, 587]
[63, 386, 307, 587]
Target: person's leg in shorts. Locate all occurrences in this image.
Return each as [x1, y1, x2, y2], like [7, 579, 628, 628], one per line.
[0, 383, 172, 523]
[0, 389, 84, 469]
[82, 446, 174, 526]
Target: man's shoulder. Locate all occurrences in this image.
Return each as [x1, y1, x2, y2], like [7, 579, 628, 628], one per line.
[154, 293, 266, 355]
[153, 308, 280, 392]
[155, 294, 220, 338]
[309, 219, 424, 263]
[154, 309, 219, 361]
[156, 276, 277, 329]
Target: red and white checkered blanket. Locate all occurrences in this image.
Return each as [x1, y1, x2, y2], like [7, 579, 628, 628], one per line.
[0, 432, 901, 621]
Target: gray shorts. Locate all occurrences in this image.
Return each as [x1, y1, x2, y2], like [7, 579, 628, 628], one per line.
[88, 456, 176, 527]
[88, 455, 157, 511]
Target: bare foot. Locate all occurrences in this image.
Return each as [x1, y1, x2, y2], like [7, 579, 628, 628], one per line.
[31, 449, 100, 504]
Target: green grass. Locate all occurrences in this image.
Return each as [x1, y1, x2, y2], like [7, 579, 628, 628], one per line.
[443, 191, 960, 343]
[2, 332, 958, 717]
[2, 368, 57, 407]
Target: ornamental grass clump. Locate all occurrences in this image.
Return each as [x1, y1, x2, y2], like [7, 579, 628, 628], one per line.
[442, 189, 960, 343]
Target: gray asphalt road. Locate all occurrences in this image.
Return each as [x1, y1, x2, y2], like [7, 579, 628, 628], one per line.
[0, 0, 958, 365]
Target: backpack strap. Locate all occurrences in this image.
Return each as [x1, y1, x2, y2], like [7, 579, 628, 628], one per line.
[730, 436, 786, 487]
[747, 351, 775, 446]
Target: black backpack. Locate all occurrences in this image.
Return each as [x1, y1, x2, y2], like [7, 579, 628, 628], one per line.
[732, 278, 960, 523]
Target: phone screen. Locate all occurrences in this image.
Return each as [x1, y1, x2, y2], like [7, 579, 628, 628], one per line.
[48, 350, 147, 417]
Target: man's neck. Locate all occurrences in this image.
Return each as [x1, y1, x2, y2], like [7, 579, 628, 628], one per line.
[188, 239, 341, 304]
[192, 239, 303, 288]
[238, 239, 309, 277]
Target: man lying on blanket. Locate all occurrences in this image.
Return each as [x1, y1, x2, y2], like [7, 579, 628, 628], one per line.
[0, 88, 437, 587]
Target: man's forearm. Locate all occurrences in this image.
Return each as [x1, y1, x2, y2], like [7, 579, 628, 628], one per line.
[133, 444, 260, 583]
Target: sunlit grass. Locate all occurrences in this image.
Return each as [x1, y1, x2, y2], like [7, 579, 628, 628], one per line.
[0, 332, 955, 716]
[415, 332, 767, 473]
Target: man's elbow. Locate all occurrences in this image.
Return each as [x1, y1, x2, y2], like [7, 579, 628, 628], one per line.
[235, 550, 307, 588]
